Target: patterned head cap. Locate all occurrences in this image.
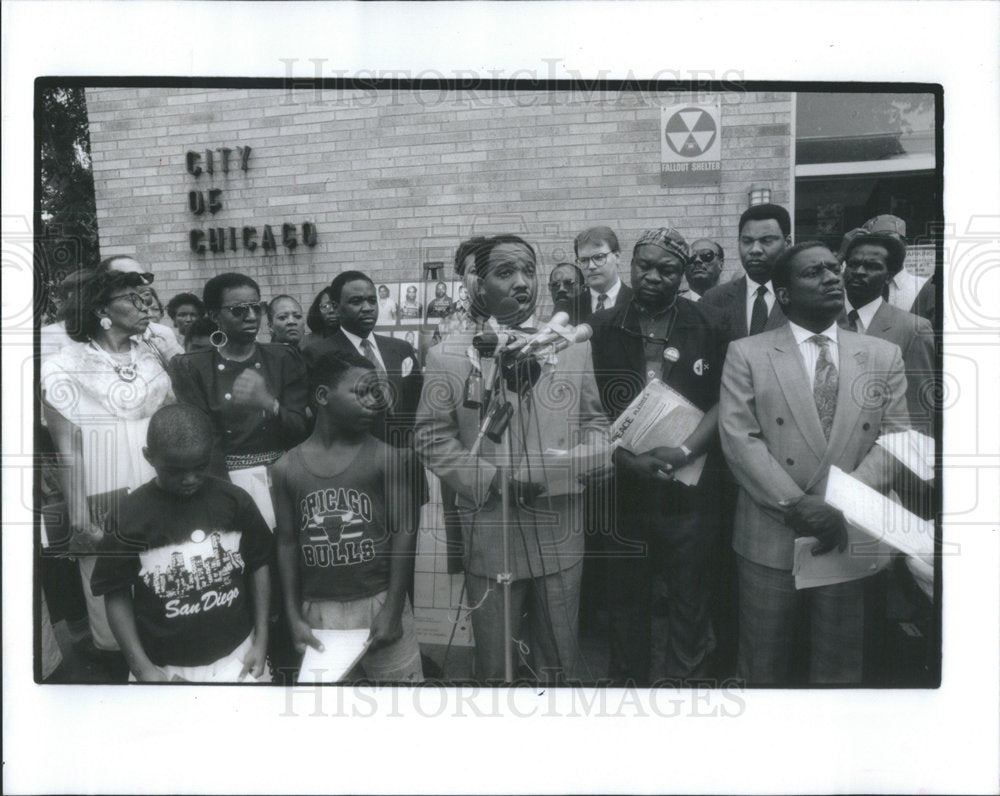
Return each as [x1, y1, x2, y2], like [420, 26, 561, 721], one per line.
[632, 227, 690, 263]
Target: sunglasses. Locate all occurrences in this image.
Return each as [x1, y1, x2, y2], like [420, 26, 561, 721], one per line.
[688, 250, 720, 265]
[222, 301, 266, 320]
[549, 279, 582, 291]
[109, 292, 155, 311]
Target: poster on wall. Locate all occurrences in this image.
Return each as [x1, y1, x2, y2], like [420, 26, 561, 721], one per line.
[398, 282, 424, 324]
[424, 279, 454, 324]
[660, 99, 722, 188]
[375, 281, 399, 325]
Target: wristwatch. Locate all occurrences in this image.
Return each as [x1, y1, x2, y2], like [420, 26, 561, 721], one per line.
[679, 444, 693, 463]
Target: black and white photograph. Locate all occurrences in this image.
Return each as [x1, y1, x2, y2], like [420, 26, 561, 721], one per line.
[4, 3, 998, 795]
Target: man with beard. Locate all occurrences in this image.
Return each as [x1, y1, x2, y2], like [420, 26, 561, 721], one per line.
[415, 234, 608, 683]
[547, 261, 590, 324]
[702, 204, 792, 337]
[589, 228, 728, 685]
[683, 238, 725, 301]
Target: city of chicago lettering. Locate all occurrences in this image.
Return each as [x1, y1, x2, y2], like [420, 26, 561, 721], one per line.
[164, 586, 240, 618]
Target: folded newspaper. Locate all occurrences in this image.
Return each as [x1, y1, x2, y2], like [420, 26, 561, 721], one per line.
[609, 379, 705, 487]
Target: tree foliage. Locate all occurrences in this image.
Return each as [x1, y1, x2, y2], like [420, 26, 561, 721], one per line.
[38, 86, 100, 316]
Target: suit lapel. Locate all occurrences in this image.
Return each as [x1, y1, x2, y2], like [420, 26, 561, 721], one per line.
[764, 297, 786, 331]
[823, 331, 867, 467]
[871, 302, 894, 335]
[731, 277, 748, 338]
[768, 325, 828, 461]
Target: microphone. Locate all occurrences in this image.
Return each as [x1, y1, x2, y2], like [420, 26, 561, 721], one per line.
[516, 322, 593, 361]
[516, 300, 573, 357]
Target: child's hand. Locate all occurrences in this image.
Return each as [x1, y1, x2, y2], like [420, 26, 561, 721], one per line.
[136, 664, 170, 682]
[369, 605, 403, 650]
[239, 636, 269, 681]
[290, 619, 324, 654]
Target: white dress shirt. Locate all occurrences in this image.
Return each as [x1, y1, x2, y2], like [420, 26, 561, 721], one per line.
[745, 278, 776, 332]
[844, 297, 883, 335]
[788, 321, 840, 390]
[590, 278, 623, 312]
[340, 327, 387, 373]
[886, 271, 930, 312]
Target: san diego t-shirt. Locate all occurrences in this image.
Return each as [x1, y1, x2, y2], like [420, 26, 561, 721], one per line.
[91, 476, 273, 667]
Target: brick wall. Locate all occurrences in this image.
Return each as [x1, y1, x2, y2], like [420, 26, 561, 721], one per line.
[86, 86, 792, 308]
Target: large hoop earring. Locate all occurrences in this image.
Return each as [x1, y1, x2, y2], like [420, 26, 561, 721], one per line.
[210, 330, 228, 351]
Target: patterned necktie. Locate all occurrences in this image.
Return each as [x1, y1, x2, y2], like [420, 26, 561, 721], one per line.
[749, 284, 768, 335]
[810, 334, 838, 440]
[596, 293, 608, 312]
[846, 309, 861, 333]
[360, 338, 386, 377]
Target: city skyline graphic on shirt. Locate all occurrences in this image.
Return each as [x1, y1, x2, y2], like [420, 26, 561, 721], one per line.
[138, 530, 245, 601]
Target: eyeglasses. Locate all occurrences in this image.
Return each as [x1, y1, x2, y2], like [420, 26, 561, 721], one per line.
[319, 302, 336, 313]
[576, 252, 612, 268]
[549, 279, 582, 291]
[138, 272, 155, 284]
[109, 292, 155, 311]
[688, 250, 720, 265]
[221, 301, 266, 320]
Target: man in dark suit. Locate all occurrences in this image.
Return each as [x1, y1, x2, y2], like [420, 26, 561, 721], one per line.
[683, 238, 725, 301]
[841, 229, 936, 433]
[590, 227, 729, 685]
[719, 241, 910, 685]
[548, 261, 590, 324]
[305, 270, 423, 449]
[574, 226, 633, 315]
[702, 203, 792, 338]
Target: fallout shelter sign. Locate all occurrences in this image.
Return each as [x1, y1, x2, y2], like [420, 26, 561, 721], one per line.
[660, 101, 722, 188]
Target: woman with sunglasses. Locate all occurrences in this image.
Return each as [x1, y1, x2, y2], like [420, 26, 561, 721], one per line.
[41, 269, 176, 677]
[169, 273, 309, 484]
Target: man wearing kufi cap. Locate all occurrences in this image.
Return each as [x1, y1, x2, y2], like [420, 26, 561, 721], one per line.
[590, 227, 729, 685]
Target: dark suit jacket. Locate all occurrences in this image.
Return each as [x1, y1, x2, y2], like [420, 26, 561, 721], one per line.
[910, 276, 936, 325]
[589, 296, 729, 513]
[840, 301, 935, 431]
[302, 329, 423, 448]
[701, 275, 787, 339]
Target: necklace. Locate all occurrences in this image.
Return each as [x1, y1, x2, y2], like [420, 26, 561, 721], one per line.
[89, 339, 138, 382]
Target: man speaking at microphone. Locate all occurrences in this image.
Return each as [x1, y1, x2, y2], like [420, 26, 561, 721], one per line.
[414, 234, 608, 684]
[589, 227, 729, 685]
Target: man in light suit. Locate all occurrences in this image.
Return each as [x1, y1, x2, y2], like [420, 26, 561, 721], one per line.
[719, 241, 909, 685]
[702, 203, 792, 338]
[841, 229, 936, 434]
[415, 234, 609, 683]
[304, 270, 423, 449]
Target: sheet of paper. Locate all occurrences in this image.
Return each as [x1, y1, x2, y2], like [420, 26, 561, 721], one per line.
[520, 443, 610, 497]
[792, 532, 892, 590]
[609, 379, 705, 486]
[825, 465, 934, 561]
[298, 628, 372, 684]
[876, 429, 934, 482]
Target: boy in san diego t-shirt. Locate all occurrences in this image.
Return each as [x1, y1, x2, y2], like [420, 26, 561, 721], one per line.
[91, 404, 273, 682]
[272, 350, 423, 682]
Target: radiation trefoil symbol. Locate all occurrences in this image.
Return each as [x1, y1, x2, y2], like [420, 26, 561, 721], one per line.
[664, 107, 718, 157]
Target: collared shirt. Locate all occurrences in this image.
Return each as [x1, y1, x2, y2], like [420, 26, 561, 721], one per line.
[590, 278, 622, 313]
[679, 288, 702, 303]
[844, 296, 883, 335]
[886, 271, 930, 312]
[341, 327, 387, 372]
[745, 278, 776, 332]
[788, 321, 840, 390]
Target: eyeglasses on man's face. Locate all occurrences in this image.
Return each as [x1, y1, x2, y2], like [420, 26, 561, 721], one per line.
[576, 252, 612, 268]
[688, 250, 720, 265]
[222, 301, 267, 320]
[549, 279, 582, 292]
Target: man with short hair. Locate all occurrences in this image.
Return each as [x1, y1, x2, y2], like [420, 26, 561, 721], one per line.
[590, 228, 728, 685]
[574, 225, 633, 315]
[415, 235, 608, 683]
[841, 229, 935, 433]
[684, 238, 725, 300]
[702, 204, 791, 337]
[843, 214, 928, 314]
[719, 241, 909, 685]
[303, 271, 423, 449]
[547, 261, 590, 324]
